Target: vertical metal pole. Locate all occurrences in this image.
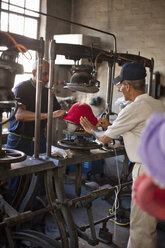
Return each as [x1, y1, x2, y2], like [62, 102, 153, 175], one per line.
[34, 38, 44, 158]
[0, 112, 2, 152]
[148, 58, 154, 96]
[148, 68, 153, 96]
[46, 40, 56, 157]
[34, 57, 42, 158]
[105, 61, 116, 116]
[75, 163, 82, 196]
[105, 63, 112, 117]
[54, 167, 79, 247]
[0, 0, 2, 29]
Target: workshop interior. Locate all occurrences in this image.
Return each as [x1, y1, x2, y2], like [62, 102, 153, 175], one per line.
[0, 0, 165, 248]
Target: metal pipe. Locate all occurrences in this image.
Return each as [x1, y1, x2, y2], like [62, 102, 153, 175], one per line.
[148, 69, 153, 96]
[78, 215, 113, 231]
[0, 112, 2, 152]
[0, 0, 1, 21]
[54, 167, 79, 247]
[34, 38, 44, 158]
[110, 62, 116, 113]
[0, 207, 60, 228]
[34, 57, 42, 158]
[105, 63, 113, 117]
[102, 61, 116, 117]
[148, 58, 154, 96]
[46, 40, 56, 157]
[86, 204, 98, 244]
[65, 181, 132, 207]
[75, 163, 82, 196]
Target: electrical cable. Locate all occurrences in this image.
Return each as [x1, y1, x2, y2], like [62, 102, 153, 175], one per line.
[0, 31, 32, 60]
[110, 147, 122, 214]
[109, 147, 123, 238]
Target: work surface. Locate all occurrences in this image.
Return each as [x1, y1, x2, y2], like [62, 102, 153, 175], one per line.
[0, 147, 126, 181]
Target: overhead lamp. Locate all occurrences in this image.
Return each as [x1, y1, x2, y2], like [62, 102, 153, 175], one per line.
[64, 65, 100, 93]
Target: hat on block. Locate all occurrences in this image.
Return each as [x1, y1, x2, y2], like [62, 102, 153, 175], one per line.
[63, 102, 98, 126]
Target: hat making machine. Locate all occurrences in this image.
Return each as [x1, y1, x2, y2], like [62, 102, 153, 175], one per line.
[0, 31, 154, 247]
[52, 42, 154, 151]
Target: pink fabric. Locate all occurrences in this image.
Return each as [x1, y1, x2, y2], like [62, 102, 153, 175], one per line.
[134, 173, 165, 220]
[134, 113, 165, 219]
[63, 102, 98, 126]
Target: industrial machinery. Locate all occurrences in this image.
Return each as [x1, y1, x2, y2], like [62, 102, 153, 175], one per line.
[0, 32, 67, 248]
[57, 120, 102, 152]
[0, 30, 155, 248]
[0, 37, 26, 172]
[46, 40, 154, 156]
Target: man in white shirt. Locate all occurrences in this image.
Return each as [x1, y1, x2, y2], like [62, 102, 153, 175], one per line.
[80, 62, 165, 248]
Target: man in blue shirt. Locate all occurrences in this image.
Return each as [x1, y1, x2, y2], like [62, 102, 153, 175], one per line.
[7, 60, 66, 226]
[7, 60, 66, 155]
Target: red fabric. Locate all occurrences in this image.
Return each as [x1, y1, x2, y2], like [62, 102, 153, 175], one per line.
[134, 174, 165, 220]
[63, 102, 98, 126]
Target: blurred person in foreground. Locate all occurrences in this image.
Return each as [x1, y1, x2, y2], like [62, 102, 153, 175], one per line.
[80, 61, 165, 248]
[134, 112, 165, 221]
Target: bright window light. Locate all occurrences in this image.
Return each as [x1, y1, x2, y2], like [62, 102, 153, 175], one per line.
[24, 18, 38, 39]
[0, 0, 40, 86]
[10, 0, 24, 14]
[1, 0, 8, 10]
[9, 14, 24, 35]
[1, 12, 8, 31]
[25, 0, 40, 17]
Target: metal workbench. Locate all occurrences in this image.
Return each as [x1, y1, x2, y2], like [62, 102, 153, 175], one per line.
[0, 146, 127, 248]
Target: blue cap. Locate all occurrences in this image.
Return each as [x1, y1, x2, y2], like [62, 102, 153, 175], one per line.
[113, 62, 147, 85]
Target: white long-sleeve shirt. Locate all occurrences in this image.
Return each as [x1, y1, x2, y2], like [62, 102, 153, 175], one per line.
[105, 94, 165, 163]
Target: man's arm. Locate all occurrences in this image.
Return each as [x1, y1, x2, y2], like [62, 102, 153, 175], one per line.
[53, 109, 67, 118]
[15, 107, 66, 122]
[91, 129, 113, 144]
[80, 117, 113, 144]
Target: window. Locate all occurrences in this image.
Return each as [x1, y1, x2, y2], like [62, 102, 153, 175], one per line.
[0, 0, 40, 85]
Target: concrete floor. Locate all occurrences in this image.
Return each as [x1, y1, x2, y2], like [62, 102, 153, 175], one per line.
[2, 165, 165, 247]
[60, 174, 165, 248]
[65, 179, 129, 248]
[43, 170, 165, 248]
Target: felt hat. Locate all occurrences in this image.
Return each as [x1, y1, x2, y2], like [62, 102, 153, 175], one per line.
[63, 102, 98, 126]
[113, 62, 146, 85]
[134, 174, 165, 220]
[138, 112, 165, 187]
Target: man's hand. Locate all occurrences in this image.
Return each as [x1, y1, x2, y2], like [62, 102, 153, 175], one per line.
[80, 117, 95, 134]
[97, 118, 111, 130]
[80, 116, 113, 144]
[53, 109, 67, 118]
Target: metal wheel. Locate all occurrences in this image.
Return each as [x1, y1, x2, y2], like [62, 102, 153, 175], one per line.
[12, 229, 62, 248]
[0, 148, 26, 164]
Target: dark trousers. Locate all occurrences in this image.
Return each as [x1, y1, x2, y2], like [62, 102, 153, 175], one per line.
[7, 133, 46, 156]
[7, 133, 46, 227]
